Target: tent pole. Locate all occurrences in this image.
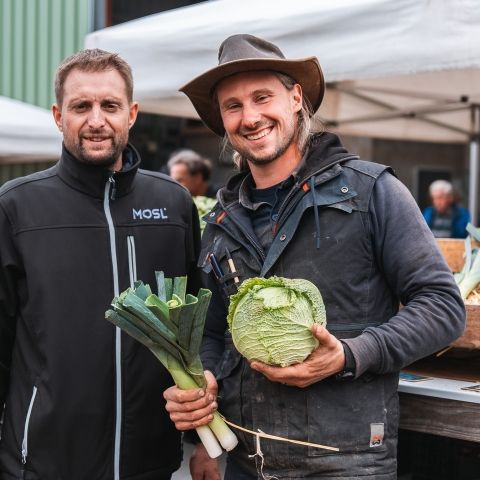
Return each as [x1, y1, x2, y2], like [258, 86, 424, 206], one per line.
[469, 106, 480, 225]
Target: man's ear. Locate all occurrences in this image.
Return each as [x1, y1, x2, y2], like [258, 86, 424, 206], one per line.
[128, 102, 139, 129]
[292, 84, 303, 113]
[52, 104, 63, 132]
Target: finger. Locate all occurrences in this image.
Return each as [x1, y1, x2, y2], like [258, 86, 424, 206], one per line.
[250, 361, 293, 383]
[171, 414, 214, 431]
[311, 324, 334, 345]
[164, 394, 217, 414]
[163, 385, 206, 403]
[204, 370, 219, 397]
[169, 401, 216, 426]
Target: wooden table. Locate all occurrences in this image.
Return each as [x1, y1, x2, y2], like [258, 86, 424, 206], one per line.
[399, 349, 480, 443]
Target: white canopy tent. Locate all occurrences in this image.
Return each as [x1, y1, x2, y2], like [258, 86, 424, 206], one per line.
[85, 0, 480, 219]
[0, 96, 62, 163]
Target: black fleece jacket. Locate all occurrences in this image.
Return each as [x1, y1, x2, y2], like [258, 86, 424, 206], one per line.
[0, 145, 201, 480]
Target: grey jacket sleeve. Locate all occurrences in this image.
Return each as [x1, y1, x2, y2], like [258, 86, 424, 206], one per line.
[343, 172, 466, 377]
[0, 203, 18, 406]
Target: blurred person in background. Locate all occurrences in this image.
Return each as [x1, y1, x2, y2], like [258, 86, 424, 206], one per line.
[168, 149, 218, 198]
[423, 179, 470, 238]
[0, 49, 200, 479]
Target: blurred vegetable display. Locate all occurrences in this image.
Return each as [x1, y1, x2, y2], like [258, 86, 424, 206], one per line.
[193, 195, 217, 233]
[455, 223, 480, 302]
[227, 276, 327, 367]
[105, 272, 238, 458]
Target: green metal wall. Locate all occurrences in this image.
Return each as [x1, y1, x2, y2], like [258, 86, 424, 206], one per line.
[0, 161, 56, 185]
[0, 0, 92, 109]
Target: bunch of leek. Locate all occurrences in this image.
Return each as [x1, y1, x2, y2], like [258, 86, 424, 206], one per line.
[455, 223, 480, 300]
[105, 272, 238, 458]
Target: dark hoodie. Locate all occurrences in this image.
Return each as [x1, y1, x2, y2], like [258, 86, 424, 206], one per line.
[198, 132, 464, 479]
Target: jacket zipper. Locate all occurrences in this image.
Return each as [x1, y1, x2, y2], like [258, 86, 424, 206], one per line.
[104, 174, 121, 480]
[21, 386, 38, 469]
[127, 235, 137, 287]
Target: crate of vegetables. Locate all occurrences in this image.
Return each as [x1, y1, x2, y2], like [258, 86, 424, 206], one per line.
[438, 226, 480, 349]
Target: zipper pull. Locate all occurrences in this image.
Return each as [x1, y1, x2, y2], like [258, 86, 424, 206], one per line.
[109, 174, 117, 201]
[20, 448, 26, 479]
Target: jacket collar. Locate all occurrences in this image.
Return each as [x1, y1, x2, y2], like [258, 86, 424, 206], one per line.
[56, 143, 141, 199]
[218, 132, 355, 207]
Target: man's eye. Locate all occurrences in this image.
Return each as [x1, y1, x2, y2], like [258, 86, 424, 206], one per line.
[225, 104, 240, 111]
[256, 95, 269, 103]
[104, 104, 119, 112]
[74, 104, 88, 112]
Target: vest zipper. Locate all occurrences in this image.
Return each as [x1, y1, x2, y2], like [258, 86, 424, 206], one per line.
[104, 176, 121, 480]
[20, 386, 38, 470]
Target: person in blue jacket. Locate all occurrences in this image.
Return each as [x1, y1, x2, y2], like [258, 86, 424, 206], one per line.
[423, 179, 470, 238]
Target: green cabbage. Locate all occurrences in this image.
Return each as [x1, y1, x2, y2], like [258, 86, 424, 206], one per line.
[227, 276, 327, 367]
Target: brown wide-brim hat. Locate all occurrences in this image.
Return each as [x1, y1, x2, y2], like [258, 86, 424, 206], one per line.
[180, 34, 325, 136]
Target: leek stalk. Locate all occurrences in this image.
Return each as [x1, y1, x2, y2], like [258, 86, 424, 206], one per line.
[105, 272, 238, 458]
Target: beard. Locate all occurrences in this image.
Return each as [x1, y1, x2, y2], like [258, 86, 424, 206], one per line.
[70, 129, 128, 168]
[232, 119, 297, 166]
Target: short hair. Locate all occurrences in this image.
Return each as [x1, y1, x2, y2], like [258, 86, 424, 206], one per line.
[54, 48, 134, 105]
[167, 149, 212, 181]
[429, 179, 453, 196]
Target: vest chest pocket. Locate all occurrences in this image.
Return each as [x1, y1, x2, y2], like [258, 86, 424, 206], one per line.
[198, 238, 253, 300]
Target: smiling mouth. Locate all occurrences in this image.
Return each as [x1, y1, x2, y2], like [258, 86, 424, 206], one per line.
[83, 136, 111, 143]
[245, 127, 273, 141]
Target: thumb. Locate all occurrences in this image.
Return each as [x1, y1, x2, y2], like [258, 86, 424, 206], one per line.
[204, 370, 218, 397]
[311, 323, 330, 343]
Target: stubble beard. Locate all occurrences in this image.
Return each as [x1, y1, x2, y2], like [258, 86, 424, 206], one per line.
[74, 131, 128, 168]
[233, 120, 297, 167]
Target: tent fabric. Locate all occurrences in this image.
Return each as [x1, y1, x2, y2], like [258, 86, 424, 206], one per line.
[0, 96, 62, 163]
[85, 0, 480, 143]
[84, 0, 480, 218]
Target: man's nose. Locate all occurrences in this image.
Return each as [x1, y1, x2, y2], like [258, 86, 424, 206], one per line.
[87, 105, 106, 128]
[241, 104, 262, 129]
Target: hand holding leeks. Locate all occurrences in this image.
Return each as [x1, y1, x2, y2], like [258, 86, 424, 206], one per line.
[163, 369, 219, 429]
[105, 272, 238, 458]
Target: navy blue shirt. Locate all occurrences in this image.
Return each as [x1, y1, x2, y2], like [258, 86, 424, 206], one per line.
[239, 175, 293, 253]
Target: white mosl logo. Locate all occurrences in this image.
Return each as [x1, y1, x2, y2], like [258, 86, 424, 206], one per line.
[132, 208, 168, 220]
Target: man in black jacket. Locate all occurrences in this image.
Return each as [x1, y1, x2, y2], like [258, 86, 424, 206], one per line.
[0, 49, 200, 479]
[163, 35, 465, 479]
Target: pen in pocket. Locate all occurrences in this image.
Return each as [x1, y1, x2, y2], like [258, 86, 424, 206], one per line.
[208, 253, 224, 280]
[225, 248, 240, 284]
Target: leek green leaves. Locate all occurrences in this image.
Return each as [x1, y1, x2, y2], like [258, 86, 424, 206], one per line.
[105, 272, 238, 458]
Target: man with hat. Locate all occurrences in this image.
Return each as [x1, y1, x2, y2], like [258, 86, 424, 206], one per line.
[164, 34, 464, 479]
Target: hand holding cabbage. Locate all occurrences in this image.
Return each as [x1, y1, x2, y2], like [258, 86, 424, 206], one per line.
[250, 324, 347, 388]
[227, 276, 326, 366]
[228, 276, 346, 386]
